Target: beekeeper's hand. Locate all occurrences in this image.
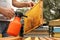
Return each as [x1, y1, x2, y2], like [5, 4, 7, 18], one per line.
[0, 7, 15, 19]
[27, 2, 34, 7]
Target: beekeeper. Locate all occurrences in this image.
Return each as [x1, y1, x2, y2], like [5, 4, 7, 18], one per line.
[0, 0, 34, 37]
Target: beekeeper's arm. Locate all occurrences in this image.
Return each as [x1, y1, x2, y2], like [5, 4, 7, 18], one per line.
[12, 0, 34, 8]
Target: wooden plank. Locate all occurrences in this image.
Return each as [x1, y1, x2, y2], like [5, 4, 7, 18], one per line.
[24, 37, 60, 40]
[0, 37, 22, 40]
[26, 30, 49, 34]
[54, 34, 60, 38]
[49, 19, 60, 26]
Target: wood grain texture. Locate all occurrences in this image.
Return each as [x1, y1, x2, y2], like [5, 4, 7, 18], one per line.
[0, 37, 22, 40]
[49, 19, 60, 26]
[24, 37, 60, 40]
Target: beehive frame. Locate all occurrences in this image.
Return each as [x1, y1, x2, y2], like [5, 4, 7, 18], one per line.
[24, 0, 43, 34]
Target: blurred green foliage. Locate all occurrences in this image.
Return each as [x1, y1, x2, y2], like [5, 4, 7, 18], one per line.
[43, 0, 60, 22]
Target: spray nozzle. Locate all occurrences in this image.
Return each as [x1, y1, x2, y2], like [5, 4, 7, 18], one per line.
[15, 12, 27, 18]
